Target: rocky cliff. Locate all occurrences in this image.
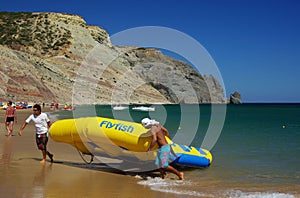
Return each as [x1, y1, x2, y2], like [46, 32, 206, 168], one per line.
[0, 12, 226, 104]
[229, 91, 242, 104]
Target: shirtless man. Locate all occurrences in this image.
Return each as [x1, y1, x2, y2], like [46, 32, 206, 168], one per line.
[142, 118, 184, 180]
[5, 101, 17, 136]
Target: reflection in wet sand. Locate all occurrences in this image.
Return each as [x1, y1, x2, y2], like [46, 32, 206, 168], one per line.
[1, 137, 13, 170]
[32, 164, 52, 198]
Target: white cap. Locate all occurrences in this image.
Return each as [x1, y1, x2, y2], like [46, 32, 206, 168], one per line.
[141, 118, 159, 129]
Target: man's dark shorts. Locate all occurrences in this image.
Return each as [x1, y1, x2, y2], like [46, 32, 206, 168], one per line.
[36, 133, 48, 150]
[6, 117, 14, 122]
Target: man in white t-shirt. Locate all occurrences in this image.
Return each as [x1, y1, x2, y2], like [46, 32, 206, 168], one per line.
[19, 104, 54, 164]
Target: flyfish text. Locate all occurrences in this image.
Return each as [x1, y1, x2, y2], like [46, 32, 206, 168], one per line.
[99, 120, 134, 133]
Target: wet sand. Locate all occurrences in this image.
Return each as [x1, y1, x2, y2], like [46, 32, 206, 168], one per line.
[0, 109, 175, 198]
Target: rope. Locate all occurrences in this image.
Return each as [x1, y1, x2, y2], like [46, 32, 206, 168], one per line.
[70, 127, 94, 164]
[77, 148, 94, 164]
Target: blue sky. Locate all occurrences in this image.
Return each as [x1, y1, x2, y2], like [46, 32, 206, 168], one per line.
[1, 0, 299, 102]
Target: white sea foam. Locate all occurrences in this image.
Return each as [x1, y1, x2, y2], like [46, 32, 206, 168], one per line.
[137, 177, 296, 198]
[137, 176, 213, 197]
[224, 190, 295, 198]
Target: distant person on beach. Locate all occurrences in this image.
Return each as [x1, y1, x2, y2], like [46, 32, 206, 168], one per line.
[141, 118, 184, 180]
[5, 101, 17, 137]
[55, 103, 59, 110]
[50, 103, 54, 111]
[18, 104, 54, 164]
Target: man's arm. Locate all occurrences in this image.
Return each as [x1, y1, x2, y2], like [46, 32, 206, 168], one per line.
[47, 121, 51, 128]
[148, 127, 157, 151]
[14, 109, 17, 123]
[18, 122, 28, 136]
[161, 126, 170, 138]
[4, 109, 8, 122]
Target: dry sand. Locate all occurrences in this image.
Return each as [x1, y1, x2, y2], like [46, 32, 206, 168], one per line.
[0, 108, 175, 198]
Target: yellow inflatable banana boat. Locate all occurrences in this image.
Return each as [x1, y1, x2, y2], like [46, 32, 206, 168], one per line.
[49, 116, 212, 168]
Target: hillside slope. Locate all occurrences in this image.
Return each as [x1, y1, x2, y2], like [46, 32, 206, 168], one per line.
[0, 12, 225, 104]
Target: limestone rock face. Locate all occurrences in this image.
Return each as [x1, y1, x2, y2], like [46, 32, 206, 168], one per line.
[230, 91, 242, 104]
[0, 12, 226, 104]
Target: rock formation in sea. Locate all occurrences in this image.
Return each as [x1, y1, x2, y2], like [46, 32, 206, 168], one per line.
[230, 91, 242, 104]
[0, 12, 228, 104]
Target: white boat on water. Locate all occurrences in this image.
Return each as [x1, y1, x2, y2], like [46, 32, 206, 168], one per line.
[112, 105, 129, 110]
[132, 106, 155, 111]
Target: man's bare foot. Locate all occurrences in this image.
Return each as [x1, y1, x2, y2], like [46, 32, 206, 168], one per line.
[40, 159, 46, 164]
[49, 153, 54, 163]
[179, 172, 184, 180]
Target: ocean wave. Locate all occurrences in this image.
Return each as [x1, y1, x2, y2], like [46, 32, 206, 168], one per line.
[224, 190, 295, 198]
[136, 176, 296, 198]
[137, 176, 214, 197]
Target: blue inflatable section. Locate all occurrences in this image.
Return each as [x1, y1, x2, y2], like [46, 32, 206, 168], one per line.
[169, 143, 212, 167]
[173, 154, 211, 167]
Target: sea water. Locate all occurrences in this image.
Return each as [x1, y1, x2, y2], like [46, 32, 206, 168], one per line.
[51, 104, 300, 197]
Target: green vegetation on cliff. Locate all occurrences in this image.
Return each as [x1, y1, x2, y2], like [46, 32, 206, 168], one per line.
[0, 12, 71, 56]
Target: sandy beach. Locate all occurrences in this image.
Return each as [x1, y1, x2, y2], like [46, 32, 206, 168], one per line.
[0, 108, 176, 198]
